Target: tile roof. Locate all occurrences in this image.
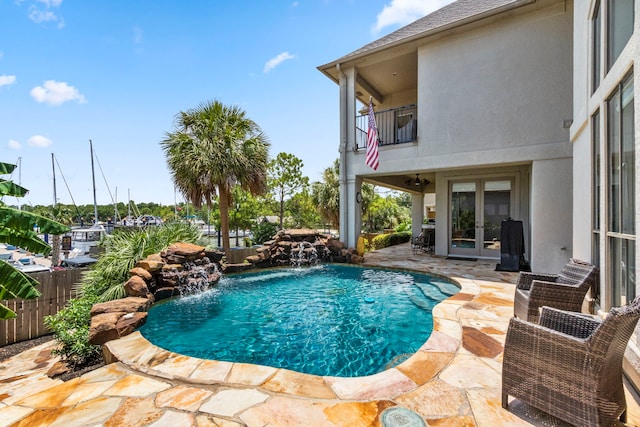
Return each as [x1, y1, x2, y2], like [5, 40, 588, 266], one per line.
[331, 0, 533, 64]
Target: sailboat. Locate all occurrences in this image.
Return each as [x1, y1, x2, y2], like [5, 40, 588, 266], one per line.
[57, 141, 107, 258]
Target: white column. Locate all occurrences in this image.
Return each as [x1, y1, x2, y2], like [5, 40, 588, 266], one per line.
[411, 192, 424, 237]
[338, 66, 358, 247]
[530, 158, 573, 272]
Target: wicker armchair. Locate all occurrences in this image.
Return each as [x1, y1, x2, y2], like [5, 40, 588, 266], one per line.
[514, 258, 598, 323]
[502, 296, 640, 426]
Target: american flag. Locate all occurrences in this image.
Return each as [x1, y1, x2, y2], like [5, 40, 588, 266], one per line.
[365, 98, 379, 170]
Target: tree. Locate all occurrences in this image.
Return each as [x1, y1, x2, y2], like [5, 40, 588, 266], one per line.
[311, 159, 340, 228]
[286, 189, 321, 228]
[161, 100, 270, 257]
[229, 186, 260, 246]
[268, 152, 308, 229]
[366, 193, 410, 232]
[47, 204, 75, 267]
[0, 161, 69, 319]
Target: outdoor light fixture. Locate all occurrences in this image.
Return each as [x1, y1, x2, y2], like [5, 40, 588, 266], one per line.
[406, 174, 430, 188]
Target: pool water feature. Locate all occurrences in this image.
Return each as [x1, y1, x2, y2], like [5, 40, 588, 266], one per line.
[139, 264, 459, 377]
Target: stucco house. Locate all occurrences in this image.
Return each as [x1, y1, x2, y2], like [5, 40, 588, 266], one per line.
[318, 0, 639, 387]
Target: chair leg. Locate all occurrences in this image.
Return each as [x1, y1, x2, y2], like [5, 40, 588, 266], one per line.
[620, 409, 627, 423]
[501, 392, 508, 409]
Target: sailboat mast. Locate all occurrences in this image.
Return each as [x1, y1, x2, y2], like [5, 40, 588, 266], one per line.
[90, 140, 98, 224]
[51, 153, 57, 207]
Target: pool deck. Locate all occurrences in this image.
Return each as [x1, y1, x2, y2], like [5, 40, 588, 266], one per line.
[1, 242, 639, 426]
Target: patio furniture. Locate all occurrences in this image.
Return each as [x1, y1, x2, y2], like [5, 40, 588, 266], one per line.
[412, 233, 425, 254]
[502, 296, 640, 426]
[412, 229, 435, 254]
[514, 258, 598, 323]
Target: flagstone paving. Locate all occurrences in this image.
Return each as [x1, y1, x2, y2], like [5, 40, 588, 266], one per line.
[1, 243, 639, 426]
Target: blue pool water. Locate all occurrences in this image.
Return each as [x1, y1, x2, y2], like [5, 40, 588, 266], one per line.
[139, 264, 458, 377]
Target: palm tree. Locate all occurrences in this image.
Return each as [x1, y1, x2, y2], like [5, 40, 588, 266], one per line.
[0, 161, 69, 319]
[312, 159, 341, 228]
[161, 100, 270, 257]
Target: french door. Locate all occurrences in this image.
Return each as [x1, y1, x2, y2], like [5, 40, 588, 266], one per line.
[449, 179, 513, 258]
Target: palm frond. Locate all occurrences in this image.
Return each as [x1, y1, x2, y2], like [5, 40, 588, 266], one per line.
[0, 260, 40, 319]
[0, 180, 28, 197]
[0, 162, 16, 175]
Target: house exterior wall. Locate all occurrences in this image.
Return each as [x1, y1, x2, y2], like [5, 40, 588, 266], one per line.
[572, 0, 640, 389]
[418, 2, 573, 160]
[339, 1, 573, 272]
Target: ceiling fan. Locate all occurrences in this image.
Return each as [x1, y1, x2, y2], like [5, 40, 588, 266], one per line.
[406, 173, 430, 188]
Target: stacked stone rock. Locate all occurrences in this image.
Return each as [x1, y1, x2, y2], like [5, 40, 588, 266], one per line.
[245, 229, 363, 268]
[89, 242, 224, 346]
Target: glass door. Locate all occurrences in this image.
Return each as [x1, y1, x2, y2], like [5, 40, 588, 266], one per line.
[450, 179, 513, 258]
[450, 182, 477, 256]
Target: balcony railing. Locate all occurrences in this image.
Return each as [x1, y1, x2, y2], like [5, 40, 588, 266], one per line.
[355, 104, 417, 151]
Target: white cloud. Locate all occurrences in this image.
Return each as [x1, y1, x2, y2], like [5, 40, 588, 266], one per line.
[0, 51, 4, 60]
[133, 26, 143, 44]
[0, 75, 16, 87]
[373, 0, 455, 34]
[30, 80, 86, 105]
[263, 52, 296, 73]
[8, 139, 21, 150]
[27, 0, 65, 29]
[27, 135, 52, 147]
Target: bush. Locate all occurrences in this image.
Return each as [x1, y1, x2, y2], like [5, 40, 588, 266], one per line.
[395, 222, 411, 233]
[43, 296, 101, 367]
[252, 221, 278, 245]
[370, 231, 412, 250]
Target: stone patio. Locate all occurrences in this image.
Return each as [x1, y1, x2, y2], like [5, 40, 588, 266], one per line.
[1, 242, 638, 426]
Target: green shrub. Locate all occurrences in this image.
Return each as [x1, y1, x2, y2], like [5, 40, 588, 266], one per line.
[370, 231, 412, 250]
[395, 222, 411, 233]
[43, 296, 101, 367]
[252, 221, 278, 245]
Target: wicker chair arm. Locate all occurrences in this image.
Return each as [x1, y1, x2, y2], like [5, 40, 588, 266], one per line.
[516, 272, 558, 290]
[539, 306, 601, 338]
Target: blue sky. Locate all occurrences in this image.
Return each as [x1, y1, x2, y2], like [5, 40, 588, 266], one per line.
[0, 0, 453, 207]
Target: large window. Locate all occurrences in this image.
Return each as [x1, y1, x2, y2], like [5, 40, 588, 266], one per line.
[593, 1, 634, 89]
[607, 0, 634, 70]
[592, 110, 601, 304]
[607, 74, 635, 306]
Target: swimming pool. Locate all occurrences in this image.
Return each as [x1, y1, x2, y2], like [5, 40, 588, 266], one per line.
[139, 264, 459, 377]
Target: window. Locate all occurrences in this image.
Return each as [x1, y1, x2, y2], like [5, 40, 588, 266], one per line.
[592, 110, 601, 303]
[607, 73, 635, 306]
[607, 0, 634, 70]
[592, 1, 601, 93]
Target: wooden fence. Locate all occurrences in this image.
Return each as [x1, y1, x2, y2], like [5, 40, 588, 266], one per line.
[0, 269, 86, 347]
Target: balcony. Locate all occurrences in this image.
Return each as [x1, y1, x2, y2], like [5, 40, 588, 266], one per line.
[355, 104, 417, 150]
